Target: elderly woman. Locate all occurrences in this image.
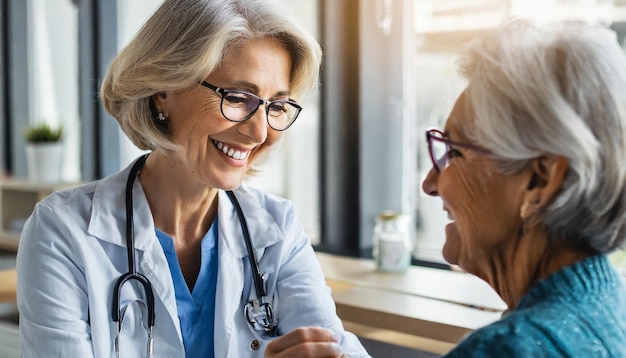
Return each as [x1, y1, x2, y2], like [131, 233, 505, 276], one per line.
[16, 0, 369, 357]
[422, 20, 626, 357]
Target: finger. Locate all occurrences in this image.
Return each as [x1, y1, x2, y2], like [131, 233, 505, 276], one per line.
[267, 341, 342, 358]
[269, 326, 339, 351]
[278, 342, 342, 358]
[266, 327, 339, 354]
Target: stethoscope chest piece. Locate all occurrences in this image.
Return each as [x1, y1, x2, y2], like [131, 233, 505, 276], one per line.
[244, 298, 276, 334]
[226, 190, 278, 334]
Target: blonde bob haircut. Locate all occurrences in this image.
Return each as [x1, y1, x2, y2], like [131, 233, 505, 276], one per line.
[458, 19, 626, 253]
[100, 0, 322, 152]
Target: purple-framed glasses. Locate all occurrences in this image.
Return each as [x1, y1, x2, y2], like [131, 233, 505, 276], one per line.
[425, 128, 491, 172]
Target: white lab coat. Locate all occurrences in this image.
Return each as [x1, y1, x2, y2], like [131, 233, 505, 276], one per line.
[16, 158, 370, 358]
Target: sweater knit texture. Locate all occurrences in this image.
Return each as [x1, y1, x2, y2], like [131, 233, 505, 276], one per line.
[444, 255, 626, 357]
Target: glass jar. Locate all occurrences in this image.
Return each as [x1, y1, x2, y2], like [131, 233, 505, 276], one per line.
[372, 211, 413, 273]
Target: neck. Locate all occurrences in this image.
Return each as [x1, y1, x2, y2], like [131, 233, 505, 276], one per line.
[138, 152, 219, 246]
[478, 229, 593, 309]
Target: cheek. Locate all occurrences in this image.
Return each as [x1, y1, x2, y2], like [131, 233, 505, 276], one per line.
[260, 129, 283, 151]
[168, 98, 222, 133]
[248, 130, 283, 163]
[265, 129, 282, 146]
[441, 166, 523, 256]
[439, 166, 495, 254]
[440, 167, 489, 223]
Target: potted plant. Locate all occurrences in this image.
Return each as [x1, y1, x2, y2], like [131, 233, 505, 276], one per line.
[24, 123, 64, 183]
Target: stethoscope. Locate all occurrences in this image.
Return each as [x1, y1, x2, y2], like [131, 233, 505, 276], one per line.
[112, 154, 277, 357]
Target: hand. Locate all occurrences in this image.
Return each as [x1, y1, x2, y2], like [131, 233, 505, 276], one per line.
[264, 326, 345, 358]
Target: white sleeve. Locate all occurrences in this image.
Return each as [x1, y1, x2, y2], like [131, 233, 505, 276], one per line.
[271, 201, 372, 358]
[17, 201, 95, 358]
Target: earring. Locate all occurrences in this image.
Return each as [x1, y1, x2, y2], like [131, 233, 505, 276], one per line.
[158, 112, 166, 121]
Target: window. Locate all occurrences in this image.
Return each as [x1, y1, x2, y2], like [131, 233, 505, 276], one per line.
[117, 0, 163, 167]
[410, 0, 626, 268]
[27, 0, 80, 182]
[245, 0, 321, 245]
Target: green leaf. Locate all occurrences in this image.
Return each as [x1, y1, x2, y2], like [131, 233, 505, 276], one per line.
[24, 123, 63, 143]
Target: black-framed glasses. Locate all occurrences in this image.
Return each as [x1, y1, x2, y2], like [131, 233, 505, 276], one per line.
[199, 81, 302, 131]
[426, 128, 491, 173]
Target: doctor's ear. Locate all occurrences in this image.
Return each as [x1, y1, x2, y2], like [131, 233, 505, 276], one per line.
[151, 92, 168, 108]
[520, 155, 568, 220]
[150, 92, 169, 121]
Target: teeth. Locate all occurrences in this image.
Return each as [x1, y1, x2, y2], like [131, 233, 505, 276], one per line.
[213, 140, 248, 160]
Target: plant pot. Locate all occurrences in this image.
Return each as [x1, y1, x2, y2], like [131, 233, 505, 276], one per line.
[25, 142, 63, 183]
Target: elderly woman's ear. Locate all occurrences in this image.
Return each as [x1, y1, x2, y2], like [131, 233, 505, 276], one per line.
[520, 155, 568, 222]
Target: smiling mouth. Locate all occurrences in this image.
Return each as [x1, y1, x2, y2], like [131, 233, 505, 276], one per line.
[212, 140, 250, 160]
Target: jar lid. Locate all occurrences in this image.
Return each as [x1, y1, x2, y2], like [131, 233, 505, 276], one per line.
[377, 210, 401, 221]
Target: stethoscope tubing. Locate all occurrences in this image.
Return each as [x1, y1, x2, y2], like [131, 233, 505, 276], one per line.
[225, 190, 266, 298]
[111, 154, 277, 355]
[112, 154, 156, 327]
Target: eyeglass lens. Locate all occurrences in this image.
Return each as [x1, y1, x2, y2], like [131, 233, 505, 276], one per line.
[221, 92, 299, 130]
[427, 131, 449, 172]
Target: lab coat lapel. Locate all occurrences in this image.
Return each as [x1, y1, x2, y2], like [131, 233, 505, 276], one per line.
[213, 188, 284, 356]
[223, 187, 284, 255]
[213, 239, 244, 357]
[127, 169, 183, 344]
[87, 158, 183, 345]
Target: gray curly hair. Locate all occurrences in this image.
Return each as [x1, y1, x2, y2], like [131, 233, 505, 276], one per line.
[458, 19, 626, 253]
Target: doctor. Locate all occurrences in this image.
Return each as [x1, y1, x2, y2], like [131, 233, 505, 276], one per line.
[16, 0, 370, 357]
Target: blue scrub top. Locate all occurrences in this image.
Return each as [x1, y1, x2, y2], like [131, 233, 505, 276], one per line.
[156, 217, 219, 358]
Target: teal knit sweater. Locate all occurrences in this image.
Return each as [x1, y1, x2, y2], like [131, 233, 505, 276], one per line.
[444, 255, 626, 357]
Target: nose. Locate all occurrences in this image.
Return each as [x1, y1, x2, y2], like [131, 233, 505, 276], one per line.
[421, 167, 440, 197]
[238, 107, 268, 144]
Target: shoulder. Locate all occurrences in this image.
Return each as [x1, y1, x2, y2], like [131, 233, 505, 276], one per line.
[446, 298, 626, 357]
[445, 314, 553, 357]
[236, 183, 293, 209]
[27, 181, 98, 231]
[34, 167, 126, 222]
[22, 169, 128, 244]
[38, 181, 97, 210]
[234, 183, 296, 223]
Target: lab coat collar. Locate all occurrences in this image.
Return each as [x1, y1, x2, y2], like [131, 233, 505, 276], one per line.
[86, 157, 183, 344]
[214, 186, 284, 357]
[88, 160, 285, 255]
[87, 158, 156, 251]
[217, 186, 285, 259]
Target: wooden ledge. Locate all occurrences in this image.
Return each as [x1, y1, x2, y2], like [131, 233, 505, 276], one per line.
[316, 252, 505, 348]
[0, 268, 17, 302]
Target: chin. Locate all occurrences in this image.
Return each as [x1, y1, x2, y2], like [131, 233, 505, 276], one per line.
[221, 183, 242, 191]
[442, 222, 462, 265]
[441, 241, 460, 266]
[213, 176, 243, 191]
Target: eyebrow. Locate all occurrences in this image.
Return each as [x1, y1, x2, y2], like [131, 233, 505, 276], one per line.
[224, 80, 291, 97]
